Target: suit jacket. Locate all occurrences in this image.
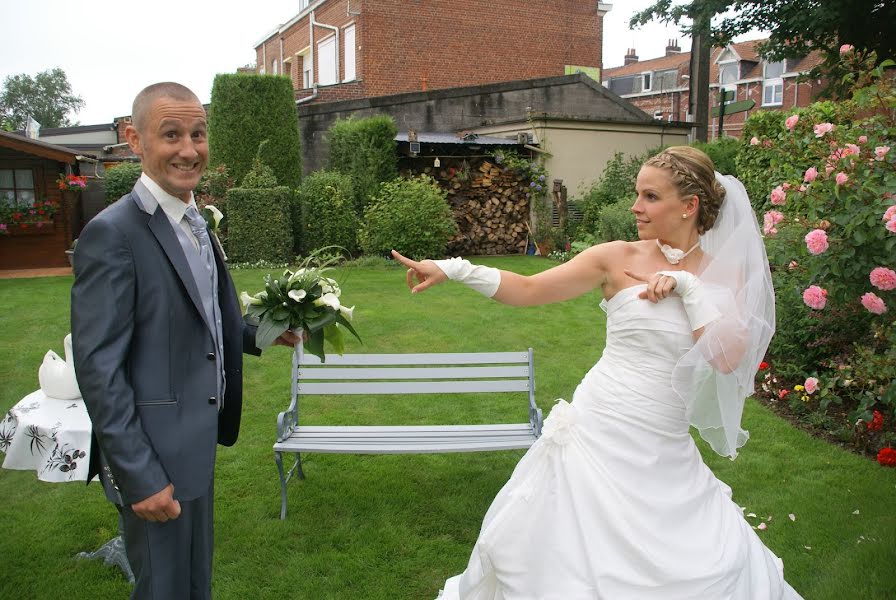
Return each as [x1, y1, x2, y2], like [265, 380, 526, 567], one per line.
[71, 181, 259, 505]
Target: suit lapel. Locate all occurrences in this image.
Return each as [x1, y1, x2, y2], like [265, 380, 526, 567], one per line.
[131, 188, 211, 333]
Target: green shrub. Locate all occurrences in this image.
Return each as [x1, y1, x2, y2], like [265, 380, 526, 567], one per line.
[225, 186, 293, 263]
[359, 176, 456, 259]
[241, 142, 279, 189]
[294, 170, 359, 255]
[208, 74, 302, 188]
[691, 136, 741, 178]
[594, 198, 638, 243]
[326, 115, 398, 210]
[104, 162, 142, 204]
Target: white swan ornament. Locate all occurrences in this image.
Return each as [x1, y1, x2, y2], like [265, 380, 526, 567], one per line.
[38, 333, 82, 400]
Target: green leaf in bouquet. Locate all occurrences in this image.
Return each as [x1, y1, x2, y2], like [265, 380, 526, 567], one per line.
[256, 313, 289, 349]
[324, 323, 345, 356]
[272, 305, 290, 322]
[306, 310, 337, 333]
[305, 327, 326, 362]
[335, 312, 362, 344]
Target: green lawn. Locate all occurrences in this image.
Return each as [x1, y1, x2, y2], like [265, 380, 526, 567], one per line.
[1, 256, 893, 599]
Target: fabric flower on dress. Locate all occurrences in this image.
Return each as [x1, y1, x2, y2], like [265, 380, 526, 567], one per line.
[804, 229, 829, 255]
[803, 285, 828, 310]
[860, 292, 887, 314]
[870, 267, 896, 291]
[541, 399, 577, 446]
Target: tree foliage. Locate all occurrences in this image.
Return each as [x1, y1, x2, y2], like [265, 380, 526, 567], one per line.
[0, 68, 84, 130]
[630, 0, 896, 95]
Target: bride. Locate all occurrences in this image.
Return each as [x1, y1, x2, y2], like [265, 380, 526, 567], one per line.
[391, 146, 803, 599]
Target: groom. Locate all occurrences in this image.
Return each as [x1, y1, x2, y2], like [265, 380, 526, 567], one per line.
[71, 82, 298, 599]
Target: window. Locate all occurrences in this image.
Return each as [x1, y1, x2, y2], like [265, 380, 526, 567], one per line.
[0, 169, 36, 206]
[317, 36, 337, 85]
[343, 25, 356, 82]
[271, 58, 279, 75]
[719, 62, 739, 87]
[607, 75, 641, 95]
[302, 53, 313, 88]
[762, 60, 784, 106]
[641, 72, 652, 92]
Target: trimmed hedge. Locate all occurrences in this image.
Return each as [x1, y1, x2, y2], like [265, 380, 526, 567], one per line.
[359, 176, 456, 259]
[104, 162, 142, 204]
[208, 74, 302, 188]
[326, 115, 398, 210]
[225, 186, 293, 263]
[691, 137, 740, 178]
[293, 170, 358, 255]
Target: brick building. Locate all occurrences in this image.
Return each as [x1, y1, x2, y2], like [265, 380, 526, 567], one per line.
[254, 0, 612, 105]
[602, 38, 824, 139]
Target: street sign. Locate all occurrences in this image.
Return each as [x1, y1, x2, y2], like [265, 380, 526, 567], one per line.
[711, 99, 755, 117]
[720, 90, 735, 102]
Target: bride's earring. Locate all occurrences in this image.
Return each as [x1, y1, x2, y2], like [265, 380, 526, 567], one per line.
[682, 213, 688, 219]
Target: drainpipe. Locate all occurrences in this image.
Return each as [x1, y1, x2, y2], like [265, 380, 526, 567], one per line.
[296, 85, 320, 105]
[262, 43, 266, 73]
[311, 10, 340, 84]
[280, 37, 284, 75]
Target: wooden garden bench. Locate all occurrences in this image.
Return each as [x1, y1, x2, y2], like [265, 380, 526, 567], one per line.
[273, 347, 543, 519]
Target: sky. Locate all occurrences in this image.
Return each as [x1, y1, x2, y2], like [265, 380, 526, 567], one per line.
[0, 0, 696, 126]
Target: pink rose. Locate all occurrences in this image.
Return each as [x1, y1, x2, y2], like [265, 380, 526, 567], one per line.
[788, 260, 799, 271]
[785, 115, 799, 130]
[763, 210, 784, 236]
[861, 292, 887, 315]
[799, 184, 807, 192]
[888, 218, 896, 234]
[835, 172, 849, 185]
[770, 186, 787, 206]
[782, 182, 792, 191]
[750, 137, 760, 146]
[803, 285, 828, 310]
[858, 135, 868, 144]
[814, 123, 834, 138]
[805, 229, 829, 255]
[875, 146, 890, 160]
[804, 167, 818, 182]
[884, 205, 896, 222]
[804, 377, 819, 394]
[825, 165, 834, 176]
[870, 267, 896, 291]
[840, 44, 854, 54]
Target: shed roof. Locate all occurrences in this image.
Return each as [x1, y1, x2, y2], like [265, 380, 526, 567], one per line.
[0, 130, 80, 163]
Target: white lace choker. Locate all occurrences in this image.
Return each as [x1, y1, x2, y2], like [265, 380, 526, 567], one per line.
[656, 239, 700, 265]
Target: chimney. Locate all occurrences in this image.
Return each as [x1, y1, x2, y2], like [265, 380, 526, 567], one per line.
[623, 48, 639, 65]
[665, 39, 681, 56]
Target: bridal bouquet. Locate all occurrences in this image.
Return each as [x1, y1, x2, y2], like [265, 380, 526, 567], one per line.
[240, 251, 360, 361]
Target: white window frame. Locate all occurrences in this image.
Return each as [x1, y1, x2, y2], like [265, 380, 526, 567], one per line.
[271, 58, 279, 75]
[317, 35, 337, 86]
[641, 71, 652, 92]
[0, 168, 37, 207]
[762, 60, 784, 106]
[343, 24, 356, 82]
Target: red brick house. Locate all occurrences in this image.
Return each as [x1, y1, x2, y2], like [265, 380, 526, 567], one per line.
[254, 0, 612, 105]
[602, 39, 825, 139]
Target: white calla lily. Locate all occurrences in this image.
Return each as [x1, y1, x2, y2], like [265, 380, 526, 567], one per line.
[205, 205, 224, 229]
[288, 289, 307, 302]
[339, 305, 354, 321]
[240, 291, 262, 306]
[288, 268, 306, 283]
[313, 292, 341, 310]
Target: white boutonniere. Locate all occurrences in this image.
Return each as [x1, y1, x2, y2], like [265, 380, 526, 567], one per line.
[201, 205, 227, 261]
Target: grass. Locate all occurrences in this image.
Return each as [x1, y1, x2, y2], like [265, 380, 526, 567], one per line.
[1, 256, 894, 599]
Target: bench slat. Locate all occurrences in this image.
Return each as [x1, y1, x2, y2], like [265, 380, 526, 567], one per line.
[297, 366, 531, 381]
[294, 424, 533, 434]
[297, 380, 530, 395]
[298, 351, 529, 366]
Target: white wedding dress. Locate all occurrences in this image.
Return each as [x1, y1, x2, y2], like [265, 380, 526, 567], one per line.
[438, 285, 803, 599]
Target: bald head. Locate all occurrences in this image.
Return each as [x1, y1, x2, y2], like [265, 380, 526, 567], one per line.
[131, 82, 202, 132]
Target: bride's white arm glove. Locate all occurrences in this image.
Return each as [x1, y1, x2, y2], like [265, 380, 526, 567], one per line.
[658, 270, 722, 331]
[433, 257, 501, 298]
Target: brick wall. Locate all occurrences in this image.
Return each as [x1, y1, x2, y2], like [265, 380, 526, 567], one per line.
[257, 0, 603, 103]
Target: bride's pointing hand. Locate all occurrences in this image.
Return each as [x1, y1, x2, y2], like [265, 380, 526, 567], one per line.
[624, 269, 678, 303]
[391, 249, 448, 294]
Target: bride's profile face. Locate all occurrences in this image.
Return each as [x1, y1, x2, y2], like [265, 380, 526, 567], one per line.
[631, 166, 696, 240]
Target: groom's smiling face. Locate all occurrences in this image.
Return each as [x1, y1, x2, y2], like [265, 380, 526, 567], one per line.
[128, 97, 208, 202]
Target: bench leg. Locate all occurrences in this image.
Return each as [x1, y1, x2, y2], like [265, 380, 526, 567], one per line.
[294, 452, 306, 480]
[275, 451, 289, 520]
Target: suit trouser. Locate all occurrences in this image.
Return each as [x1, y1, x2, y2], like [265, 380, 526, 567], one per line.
[117, 484, 214, 600]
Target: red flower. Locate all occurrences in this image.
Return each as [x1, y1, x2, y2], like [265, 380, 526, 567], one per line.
[778, 389, 790, 399]
[877, 447, 896, 467]
[758, 361, 770, 370]
[867, 410, 884, 432]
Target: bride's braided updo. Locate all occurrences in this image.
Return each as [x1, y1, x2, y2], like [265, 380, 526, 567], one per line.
[644, 146, 726, 234]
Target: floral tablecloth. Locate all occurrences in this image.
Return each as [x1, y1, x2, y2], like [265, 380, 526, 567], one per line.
[1, 390, 92, 482]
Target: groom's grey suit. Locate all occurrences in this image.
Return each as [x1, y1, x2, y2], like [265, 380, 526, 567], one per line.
[71, 179, 259, 598]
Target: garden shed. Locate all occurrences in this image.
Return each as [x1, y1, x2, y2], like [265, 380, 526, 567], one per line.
[0, 131, 83, 270]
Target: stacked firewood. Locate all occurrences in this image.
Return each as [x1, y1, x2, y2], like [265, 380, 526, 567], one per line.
[426, 159, 530, 255]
